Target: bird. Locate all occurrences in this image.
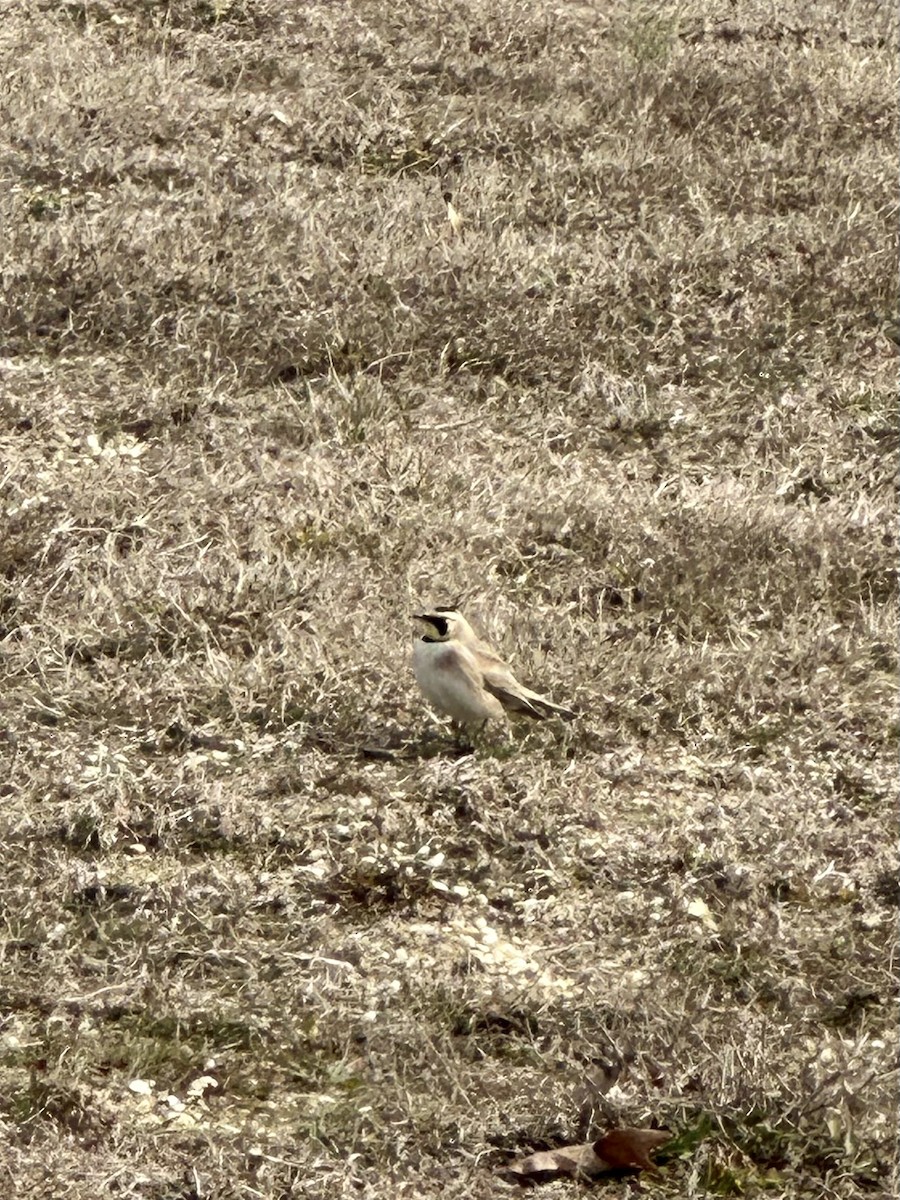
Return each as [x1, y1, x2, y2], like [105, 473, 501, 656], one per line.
[411, 608, 576, 733]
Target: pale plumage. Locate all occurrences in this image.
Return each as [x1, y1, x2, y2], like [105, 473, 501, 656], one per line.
[412, 609, 576, 730]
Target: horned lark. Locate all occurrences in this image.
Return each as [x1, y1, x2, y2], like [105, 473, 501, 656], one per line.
[412, 609, 576, 730]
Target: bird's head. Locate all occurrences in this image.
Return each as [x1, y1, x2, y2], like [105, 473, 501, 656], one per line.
[412, 608, 470, 643]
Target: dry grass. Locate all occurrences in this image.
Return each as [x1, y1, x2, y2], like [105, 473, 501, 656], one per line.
[1, 0, 897, 1196]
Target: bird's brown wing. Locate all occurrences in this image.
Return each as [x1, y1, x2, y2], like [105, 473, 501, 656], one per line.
[482, 675, 549, 718]
[472, 646, 571, 720]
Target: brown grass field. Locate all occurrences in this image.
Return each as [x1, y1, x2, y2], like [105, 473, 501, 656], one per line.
[1, 0, 897, 1196]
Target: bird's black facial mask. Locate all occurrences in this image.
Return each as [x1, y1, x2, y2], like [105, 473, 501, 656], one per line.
[417, 614, 449, 641]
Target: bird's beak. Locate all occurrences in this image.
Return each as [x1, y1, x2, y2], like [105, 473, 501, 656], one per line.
[411, 613, 427, 621]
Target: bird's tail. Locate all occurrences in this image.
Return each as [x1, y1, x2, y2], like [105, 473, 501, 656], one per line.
[531, 696, 577, 721]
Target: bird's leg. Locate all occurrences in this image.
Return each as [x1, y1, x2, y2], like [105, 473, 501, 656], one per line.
[451, 720, 474, 754]
[469, 719, 498, 754]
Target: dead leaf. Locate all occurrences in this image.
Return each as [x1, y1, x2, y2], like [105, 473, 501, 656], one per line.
[506, 1127, 672, 1181]
[507, 1141, 609, 1180]
[594, 1127, 672, 1171]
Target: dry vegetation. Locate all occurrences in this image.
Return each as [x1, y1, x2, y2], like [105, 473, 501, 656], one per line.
[1, 0, 898, 1196]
